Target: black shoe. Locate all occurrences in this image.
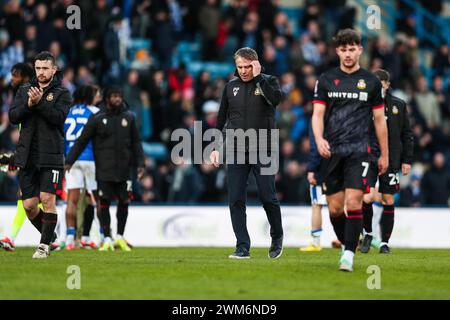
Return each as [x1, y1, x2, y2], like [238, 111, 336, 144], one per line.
[360, 234, 373, 253]
[228, 247, 250, 259]
[268, 237, 283, 259]
[379, 244, 391, 254]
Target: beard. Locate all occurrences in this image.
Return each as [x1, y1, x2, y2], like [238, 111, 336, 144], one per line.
[343, 59, 357, 68]
[38, 75, 52, 85]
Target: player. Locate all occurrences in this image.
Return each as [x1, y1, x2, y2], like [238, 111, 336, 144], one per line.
[64, 85, 101, 250]
[300, 123, 342, 252]
[8, 51, 72, 258]
[65, 86, 145, 251]
[0, 63, 34, 251]
[0, 63, 61, 251]
[360, 69, 414, 254]
[300, 123, 327, 251]
[312, 29, 389, 271]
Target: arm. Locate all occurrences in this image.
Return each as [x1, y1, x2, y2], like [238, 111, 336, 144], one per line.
[307, 123, 322, 173]
[8, 86, 32, 124]
[311, 75, 331, 158]
[215, 85, 229, 131]
[373, 107, 389, 175]
[312, 103, 331, 158]
[35, 90, 72, 126]
[130, 114, 145, 169]
[254, 74, 282, 107]
[401, 102, 414, 166]
[65, 116, 97, 166]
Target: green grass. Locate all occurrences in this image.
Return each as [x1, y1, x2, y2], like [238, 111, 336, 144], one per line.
[1, 247, 450, 299]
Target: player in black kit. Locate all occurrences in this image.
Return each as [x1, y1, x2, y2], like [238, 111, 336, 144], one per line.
[360, 69, 414, 254]
[312, 29, 389, 271]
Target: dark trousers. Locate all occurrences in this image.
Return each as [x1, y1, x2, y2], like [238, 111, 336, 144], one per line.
[227, 159, 283, 251]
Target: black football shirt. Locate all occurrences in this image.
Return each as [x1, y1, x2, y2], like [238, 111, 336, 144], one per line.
[313, 67, 384, 156]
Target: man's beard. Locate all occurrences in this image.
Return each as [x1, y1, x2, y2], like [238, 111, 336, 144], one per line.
[38, 76, 52, 85]
[343, 59, 357, 68]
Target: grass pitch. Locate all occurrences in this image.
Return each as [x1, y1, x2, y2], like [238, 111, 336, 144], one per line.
[1, 247, 449, 299]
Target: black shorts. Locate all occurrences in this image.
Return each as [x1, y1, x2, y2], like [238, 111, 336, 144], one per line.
[322, 153, 370, 195]
[18, 164, 63, 200]
[378, 169, 400, 194]
[97, 180, 133, 202]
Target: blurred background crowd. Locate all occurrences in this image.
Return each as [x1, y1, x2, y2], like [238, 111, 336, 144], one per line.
[0, 0, 449, 207]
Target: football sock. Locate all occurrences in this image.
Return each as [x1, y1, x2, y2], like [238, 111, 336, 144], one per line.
[29, 209, 45, 233]
[10, 199, 27, 241]
[380, 205, 395, 243]
[116, 202, 129, 237]
[82, 204, 95, 237]
[40, 213, 58, 245]
[99, 200, 111, 238]
[330, 214, 346, 244]
[344, 209, 363, 253]
[311, 228, 322, 246]
[362, 201, 373, 235]
[66, 227, 76, 245]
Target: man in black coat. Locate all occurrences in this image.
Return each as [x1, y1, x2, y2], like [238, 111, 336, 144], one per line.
[210, 47, 284, 259]
[361, 69, 414, 254]
[65, 86, 145, 251]
[8, 51, 72, 258]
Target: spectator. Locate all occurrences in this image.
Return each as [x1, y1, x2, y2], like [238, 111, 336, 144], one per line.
[103, 13, 123, 84]
[432, 75, 449, 119]
[432, 44, 450, 76]
[421, 152, 450, 206]
[167, 158, 202, 202]
[152, 8, 176, 70]
[399, 174, 423, 207]
[198, 0, 220, 61]
[123, 69, 144, 130]
[0, 30, 24, 81]
[277, 160, 308, 204]
[413, 75, 441, 130]
[198, 163, 226, 202]
[137, 174, 161, 203]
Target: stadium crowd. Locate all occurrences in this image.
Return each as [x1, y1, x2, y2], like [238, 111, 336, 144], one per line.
[0, 0, 449, 207]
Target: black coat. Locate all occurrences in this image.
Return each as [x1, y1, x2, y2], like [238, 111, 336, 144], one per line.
[216, 73, 282, 152]
[8, 72, 72, 168]
[65, 104, 144, 182]
[370, 91, 414, 170]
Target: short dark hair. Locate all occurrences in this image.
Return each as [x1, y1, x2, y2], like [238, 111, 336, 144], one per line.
[34, 51, 56, 65]
[234, 47, 258, 61]
[332, 29, 361, 47]
[11, 63, 34, 79]
[73, 85, 98, 105]
[374, 69, 390, 82]
[104, 85, 123, 100]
